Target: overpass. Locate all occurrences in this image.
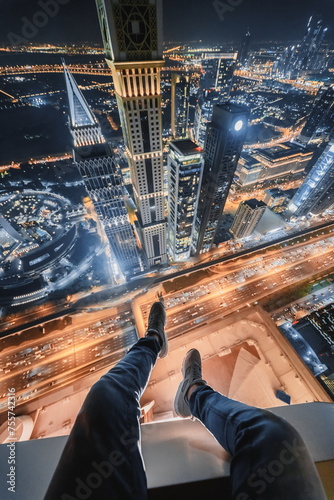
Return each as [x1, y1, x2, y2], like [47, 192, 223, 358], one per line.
[0, 64, 200, 78]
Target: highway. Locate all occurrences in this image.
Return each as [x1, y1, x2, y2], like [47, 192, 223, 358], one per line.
[0, 306, 137, 410]
[139, 230, 334, 341]
[1, 223, 334, 413]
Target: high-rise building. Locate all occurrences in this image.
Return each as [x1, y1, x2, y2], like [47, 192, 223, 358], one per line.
[63, 62, 141, 278]
[238, 28, 251, 66]
[299, 85, 334, 144]
[167, 139, 203, 261]
[230, 199, 267, 239]
[288, 141, 334, 216]
[287, 15, 327, 77]
[273, 46, 295, 79]
[200, 54, 237, 98]
[194, 53, 237, 147]
[194, 89, 220, 148]
[193, 103, 249, 254]
[96, 0, 167, 267]
[298, 14, 327, 72]
[171, 73, 190, 139]
[262, 188, 288, 211]
[252, 142, 313, 182]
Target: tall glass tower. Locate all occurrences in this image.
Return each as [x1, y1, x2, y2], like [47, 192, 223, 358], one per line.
[171, 73, 190, 139]
[299, 85, 334, 144]
[193, 103, 249, 254]
[95, 0, 167, 267]
[167, 139, 203, 261]
[63, 62, 141, 278]
[288, 141, 334, 217]
[194, 53, 237, 147]
[238, 28, 251, 66]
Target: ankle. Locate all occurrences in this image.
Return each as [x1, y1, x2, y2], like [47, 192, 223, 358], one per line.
[187, 383, 201, 400]
[146, 331, 162, 347]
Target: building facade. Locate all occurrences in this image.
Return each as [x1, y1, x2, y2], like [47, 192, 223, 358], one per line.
[96, 0, 167, 267]
[236, 153, 263, 187]
[238, 28, 251, 66]
[236, 144, 312, 190]
[63, 62, 141, 278]
[193, 103, 249, 254]
[288, 141, 334, 216]
[167, 140, 203, 261]
[194, 53, 237, 147]
[230, 199, 267, 239]
[262, 188, 288, 211]
[171, 73, 190, 139]
[299, 85, 334, 144]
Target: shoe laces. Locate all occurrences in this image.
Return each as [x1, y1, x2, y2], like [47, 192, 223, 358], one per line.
[187, 360, 202, 381]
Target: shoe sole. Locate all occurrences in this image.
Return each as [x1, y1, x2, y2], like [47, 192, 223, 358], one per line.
[174, 349, 201, 417]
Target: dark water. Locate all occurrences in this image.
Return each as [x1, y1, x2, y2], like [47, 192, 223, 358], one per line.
[0, 51, 105, 67]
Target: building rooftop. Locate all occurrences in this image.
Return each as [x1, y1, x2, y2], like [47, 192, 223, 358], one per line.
[256, 142, 310, 160]
[264, 188, 286, 198]
[170, 139, 202, 156]
[73, 142, 111, 162]
[240, 153, 262, 168]
[215, 102, 249, 114]
[244, 198, 267, 210]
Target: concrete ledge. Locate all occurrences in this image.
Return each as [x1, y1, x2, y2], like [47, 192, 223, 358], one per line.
[0, 402, 333, 500]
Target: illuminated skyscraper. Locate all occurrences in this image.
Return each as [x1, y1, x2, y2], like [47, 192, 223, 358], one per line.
[95, 0, 167, 267]
[194, 89, 220, 148]
[288, 141, 334, 216]
[193, 103, 249, 254]
[230, 199, 267, 239]
[194, 53, 237, 147]
[167, 140, 203, 261]
[171, 73, 190, 139]
[299, 85, 334, 144]
[298, 14, 327, 72]
[287, 15, 327, 77]
[238, 28, 251, 66]
[63, 62, 141, 278]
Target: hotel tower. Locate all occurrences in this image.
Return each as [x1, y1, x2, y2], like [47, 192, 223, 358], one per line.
[96, 0, 167, 267]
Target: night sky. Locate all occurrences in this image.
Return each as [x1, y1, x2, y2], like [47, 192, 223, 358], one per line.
[0, 0, 334, 46]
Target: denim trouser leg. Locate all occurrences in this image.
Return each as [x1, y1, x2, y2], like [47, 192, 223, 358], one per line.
[44, 337, 160, 500]
[189, 386, 327, 500]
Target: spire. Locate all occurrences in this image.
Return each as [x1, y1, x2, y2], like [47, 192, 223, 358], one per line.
[62, 59, 97, 128]
[63, 59, 105, 147]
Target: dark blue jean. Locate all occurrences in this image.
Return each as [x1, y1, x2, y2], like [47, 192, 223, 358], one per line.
[44, 338, 326, 500]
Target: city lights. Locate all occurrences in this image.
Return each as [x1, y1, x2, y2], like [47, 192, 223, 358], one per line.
[0, 1, 333, 484]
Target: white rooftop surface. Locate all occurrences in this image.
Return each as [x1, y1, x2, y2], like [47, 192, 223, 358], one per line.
[0, 403, 333, 499]
[256, 208, 286, 235]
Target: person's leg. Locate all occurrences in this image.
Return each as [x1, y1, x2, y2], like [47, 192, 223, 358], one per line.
[175, 349, 327, 500]
[190, 386, 327, 500]
[44, 337, 160, 500]
[44, 300, 167, 500]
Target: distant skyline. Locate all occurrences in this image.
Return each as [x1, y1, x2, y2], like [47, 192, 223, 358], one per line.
[0, 0, 334, 47]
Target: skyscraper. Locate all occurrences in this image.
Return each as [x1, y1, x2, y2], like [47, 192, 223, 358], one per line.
[194, 53, 237, 147]
[194, 89, 220, 148]
[171, 73, 190, 139]
[63, 62, 141, 278]
[238, 28, 251, 66]
[230, 199, 267, 239]
[287, 15, 327, 77]
[288, 141, 334, 216]
[95, 0, 167, 267]
[167, 139, 203, 261]
[193, 103, 249, 254]
[200, 54, 237, 98]
[298, 14, 327, 72]
[299, 85, 334, 144]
